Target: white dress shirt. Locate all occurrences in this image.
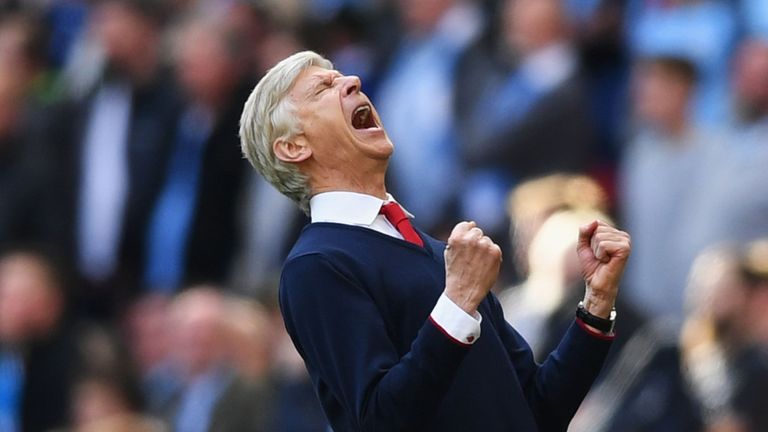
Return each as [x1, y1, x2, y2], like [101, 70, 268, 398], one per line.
[78, 82, 132, 281]
[310, 191, 481, 345]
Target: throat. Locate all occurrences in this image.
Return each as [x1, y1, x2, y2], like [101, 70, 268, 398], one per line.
[305, 151, 390, 200]
[311, 171, 388, 200]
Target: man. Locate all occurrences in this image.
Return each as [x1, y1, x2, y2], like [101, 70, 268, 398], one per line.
[375, 0, 481, 232]
[456, 0, 595, 238]
[664, 40, 768, 320]
[620, 55, 711, 318]
[239, 51, 631, 431]
[142, 16, 249, 293]
[24, 0, 179, 315]
[0, 248, 81, 432]
[165, 287, 273, 432]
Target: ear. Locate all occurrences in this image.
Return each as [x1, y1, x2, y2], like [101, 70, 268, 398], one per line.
[274, 136, 311, 164]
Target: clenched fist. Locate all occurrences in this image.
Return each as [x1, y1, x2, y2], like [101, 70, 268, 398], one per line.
[577, 220, 631, 319]
[444, 221, 503, 316]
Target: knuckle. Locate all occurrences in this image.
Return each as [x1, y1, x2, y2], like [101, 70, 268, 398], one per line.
[454, 221, 471, 233]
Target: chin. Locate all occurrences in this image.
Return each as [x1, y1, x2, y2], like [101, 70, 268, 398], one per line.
[357, 133, 394, 161]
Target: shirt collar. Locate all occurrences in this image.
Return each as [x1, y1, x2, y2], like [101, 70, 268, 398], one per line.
[309, 191, 414, 226]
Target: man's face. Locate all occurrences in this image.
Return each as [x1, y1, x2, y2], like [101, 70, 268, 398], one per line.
[504, 0, 563, 54]
[176, 26, 236, 105]
[633, 64, 691, 128]
[0, 254, 60, 343]
[93, 2, 155, 71]
[287, 66, 393, 171]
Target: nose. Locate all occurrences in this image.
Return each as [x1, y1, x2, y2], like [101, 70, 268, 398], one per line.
[341, 75, 361, 96]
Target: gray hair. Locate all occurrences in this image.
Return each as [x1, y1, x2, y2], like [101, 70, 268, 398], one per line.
[239, 51, 333, 214]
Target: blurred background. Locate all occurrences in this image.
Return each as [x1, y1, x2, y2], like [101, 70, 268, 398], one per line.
[1, 0, 768, 431]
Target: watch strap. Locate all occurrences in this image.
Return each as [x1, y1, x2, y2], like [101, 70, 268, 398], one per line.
[576, 301, 616, 333]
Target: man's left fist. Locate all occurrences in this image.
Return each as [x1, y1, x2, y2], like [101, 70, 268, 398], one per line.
[576, 220, 631, 318]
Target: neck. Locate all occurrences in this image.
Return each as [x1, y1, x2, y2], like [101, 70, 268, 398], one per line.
[661, 115, 688, 139]
[310, 165, 388, 200]
[120, 43, 159, 87]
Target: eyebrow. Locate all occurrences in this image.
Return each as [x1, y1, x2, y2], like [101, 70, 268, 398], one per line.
[305, 71, 340, 99]
[309, 76, 328, 93]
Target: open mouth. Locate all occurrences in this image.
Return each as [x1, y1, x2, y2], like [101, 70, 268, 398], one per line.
[351, 104, 378, 130]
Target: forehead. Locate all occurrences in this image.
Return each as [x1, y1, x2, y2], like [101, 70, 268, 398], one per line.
[290, 66, 336, 96]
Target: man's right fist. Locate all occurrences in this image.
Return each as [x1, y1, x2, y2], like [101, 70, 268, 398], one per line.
[444, 221, 503, 316]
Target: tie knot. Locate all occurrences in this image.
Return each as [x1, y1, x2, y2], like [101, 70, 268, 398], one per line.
[379, 202, 408, 225]
[379, 201, 424, 247]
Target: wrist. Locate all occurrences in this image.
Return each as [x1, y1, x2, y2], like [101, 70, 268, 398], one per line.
[444, 287, 480, 316]
[582, 286, 616, 319]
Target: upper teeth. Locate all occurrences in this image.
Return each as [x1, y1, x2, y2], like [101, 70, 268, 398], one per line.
[354, 105, 371, 127]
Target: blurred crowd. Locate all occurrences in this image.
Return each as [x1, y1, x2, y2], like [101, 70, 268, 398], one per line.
[1, 0, 768, 431]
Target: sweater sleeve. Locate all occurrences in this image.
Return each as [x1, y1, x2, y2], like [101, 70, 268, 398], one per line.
[486, 294, 612, 432]
[279, 253, 470, 431]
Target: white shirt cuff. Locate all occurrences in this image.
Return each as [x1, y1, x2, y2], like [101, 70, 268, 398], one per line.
[429, 293, 482, 345]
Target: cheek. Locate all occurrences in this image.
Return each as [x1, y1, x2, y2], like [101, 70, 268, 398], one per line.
[302, 104, 348, 140]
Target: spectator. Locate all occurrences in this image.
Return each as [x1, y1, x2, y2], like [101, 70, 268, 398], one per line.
[674, 39, 768, 313]
[142, 16, 249, 293]
[455, 0, 596, 239]
[219, 1, 270, 77]
[123, 294, 180, 415]
[165, 287, 273, 432]
[0, 12, 50, 246]
[24, 0, 183, 316]
[0, 12, 46, 88]
[375, 0, 482, 233]
[567, 0, 630, 168]
[0, 69, 29, 244]
[620, 55, 715, 318]
[264, 292, 330, 432]
[0, 248, 81, 432]
[663, 241, 768, 431]
[220, 297, 293, 428]
[718, 239, 768, 431]
[21, 0, 180, 317]
[63, 372, 163, 432]
[220, 298, 273, 382]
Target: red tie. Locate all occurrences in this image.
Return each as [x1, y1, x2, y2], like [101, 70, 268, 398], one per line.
[379, 202, 424, 247]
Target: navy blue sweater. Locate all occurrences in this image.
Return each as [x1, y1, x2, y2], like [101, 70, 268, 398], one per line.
[280, 223, 612, 431]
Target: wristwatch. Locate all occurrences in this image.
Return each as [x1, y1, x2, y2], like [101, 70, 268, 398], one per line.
[576, 301, 617, 334]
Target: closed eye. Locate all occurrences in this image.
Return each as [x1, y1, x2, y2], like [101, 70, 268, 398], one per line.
[315, 77, 334, 95]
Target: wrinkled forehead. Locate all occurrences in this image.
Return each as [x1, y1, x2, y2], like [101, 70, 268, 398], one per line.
[289, 65, 338, 100]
